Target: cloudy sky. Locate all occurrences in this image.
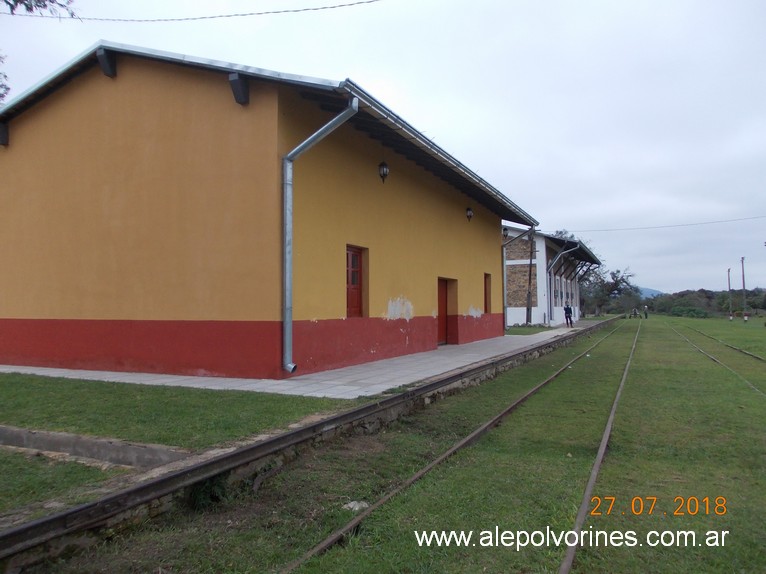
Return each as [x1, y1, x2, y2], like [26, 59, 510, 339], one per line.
[2, 0, 764, 293]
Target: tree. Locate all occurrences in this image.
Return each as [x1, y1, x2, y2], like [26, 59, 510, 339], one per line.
[553, 229, 577, 241]
[0, 54, 8, 103]
[644, 287, 764, 317]
[581, 267, 640, 315]
[1, 1, 76, 103]
[3, 1, 74, 15]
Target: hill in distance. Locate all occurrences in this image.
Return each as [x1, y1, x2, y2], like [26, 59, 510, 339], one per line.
[638, 286, 665, 298]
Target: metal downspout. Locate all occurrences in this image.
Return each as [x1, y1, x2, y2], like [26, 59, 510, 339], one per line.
[282, 97, 359, 373]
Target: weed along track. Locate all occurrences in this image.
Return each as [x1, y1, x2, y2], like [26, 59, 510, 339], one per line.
[683, 325, 765, 363]
[670, 324, 766, 398]
[558, 320, 641, 574]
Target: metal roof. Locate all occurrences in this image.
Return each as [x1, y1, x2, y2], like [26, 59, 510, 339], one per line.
[545, 235, 601, 266]
[502, 226, 601, 266]
[0, 41, 538, 227]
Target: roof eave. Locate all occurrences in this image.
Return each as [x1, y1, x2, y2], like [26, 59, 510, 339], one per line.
[0, 40, 342, 122]
[1, 42, 539, 227]
[338, 79, 538, 227]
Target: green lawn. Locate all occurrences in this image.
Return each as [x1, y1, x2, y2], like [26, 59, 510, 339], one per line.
[0, 374, 357, 450]
[505, 325, 554, 335]
[0, 451, 126, 514]
[1, 374, 358, 522]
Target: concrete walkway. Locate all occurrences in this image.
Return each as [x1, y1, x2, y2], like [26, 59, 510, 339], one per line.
[0, 328, 576, 399]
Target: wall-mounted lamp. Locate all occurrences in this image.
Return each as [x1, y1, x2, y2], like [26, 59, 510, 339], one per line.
[378, 161, 389, 183]
[502, 226, 510, 239]
[466, 207, 474, 222]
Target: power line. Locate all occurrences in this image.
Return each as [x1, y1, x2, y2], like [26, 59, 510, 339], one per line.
[549, 215, 766, 234]
[1, 0, 383, 22]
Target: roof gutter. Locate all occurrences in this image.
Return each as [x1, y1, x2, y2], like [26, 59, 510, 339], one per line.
[282, 97, 359, 373]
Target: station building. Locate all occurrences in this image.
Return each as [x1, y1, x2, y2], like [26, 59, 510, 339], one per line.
[0, 42, 538, 379]
[503, 227, 600, 327]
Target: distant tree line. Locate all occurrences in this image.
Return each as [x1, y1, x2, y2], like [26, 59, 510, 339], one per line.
[643, 288, 765, 319]
[579, 273, 766, 319]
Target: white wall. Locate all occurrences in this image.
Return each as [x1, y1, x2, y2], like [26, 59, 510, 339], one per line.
[504, 233, 582, 327]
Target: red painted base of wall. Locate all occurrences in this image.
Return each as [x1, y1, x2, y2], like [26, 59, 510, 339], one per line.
[0, 314, 504, 380]
[448, 313, 504, 345]
[294, 313, 504, 375]
[0, 319, 284, 379]
[293, 316, 437, 374]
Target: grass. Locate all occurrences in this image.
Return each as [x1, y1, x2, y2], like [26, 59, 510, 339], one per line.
[0, 374, 358, 523]
[0, 374, 358, 450]
[0, 451, 126, 514]
[21, 318, 766, 573]
[669, 314, 765, 358]
[574, 318, 765, 572]
[505, 325, 554, 335]
[304, 324, 638, 573]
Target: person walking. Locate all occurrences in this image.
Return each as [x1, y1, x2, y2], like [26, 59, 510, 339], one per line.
[564, 301, 573, 328]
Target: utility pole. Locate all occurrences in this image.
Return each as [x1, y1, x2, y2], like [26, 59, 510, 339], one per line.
[741, 257, 747, 322]
[727, 268, 732, 320]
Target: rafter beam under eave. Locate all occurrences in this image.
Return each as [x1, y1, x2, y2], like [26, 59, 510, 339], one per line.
[0, 123, 8, 146]
[229, 73, 249, 105]
[96, 48, 117, 78]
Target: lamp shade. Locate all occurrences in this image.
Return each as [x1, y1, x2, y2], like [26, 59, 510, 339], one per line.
[378, 161, 389, 183]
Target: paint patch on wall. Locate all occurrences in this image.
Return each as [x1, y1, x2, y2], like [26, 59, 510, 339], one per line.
[385, 297, 414, 321]
[466, 306, 483, 318]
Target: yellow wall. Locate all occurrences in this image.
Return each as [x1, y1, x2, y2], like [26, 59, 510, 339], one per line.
[284, 90, 505, 322]
[1, 57, 507, 326]
[0, 56, 282, 321]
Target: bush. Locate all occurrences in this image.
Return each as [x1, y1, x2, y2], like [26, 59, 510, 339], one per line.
[670, 306, 709, 318]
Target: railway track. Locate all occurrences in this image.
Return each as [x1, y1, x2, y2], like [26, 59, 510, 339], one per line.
[1, 318, 618, 572]
[275, 318, 754, 573]
[682, 325, 765, 363]
[278, 320, 640, 573]
[671, 324, 766, 398]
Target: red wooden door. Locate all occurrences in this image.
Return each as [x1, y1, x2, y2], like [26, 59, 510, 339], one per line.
[346, 247, 363, 318]
[437, 278, 448, 344]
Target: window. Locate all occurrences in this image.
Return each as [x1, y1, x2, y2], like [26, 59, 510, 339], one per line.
[346, 246, 364, 318]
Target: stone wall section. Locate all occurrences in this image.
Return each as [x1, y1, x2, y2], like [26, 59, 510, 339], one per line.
[505, 237, 537, 307]
[505, 237, 533, 260]
[506, 264, 538, 306]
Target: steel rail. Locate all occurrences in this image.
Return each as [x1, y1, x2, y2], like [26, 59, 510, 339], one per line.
[0, 318, 619, 566]
[670, 326, 766, 398]
[281, 322, 626, 573]
[684, 326, 765, 362]
[558, 320, 642, 574]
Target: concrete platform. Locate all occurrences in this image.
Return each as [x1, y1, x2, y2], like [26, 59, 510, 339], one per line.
[0, 328, 577, 399]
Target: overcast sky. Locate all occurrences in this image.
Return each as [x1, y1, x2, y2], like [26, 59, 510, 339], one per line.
[2, 0, 764, 294]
